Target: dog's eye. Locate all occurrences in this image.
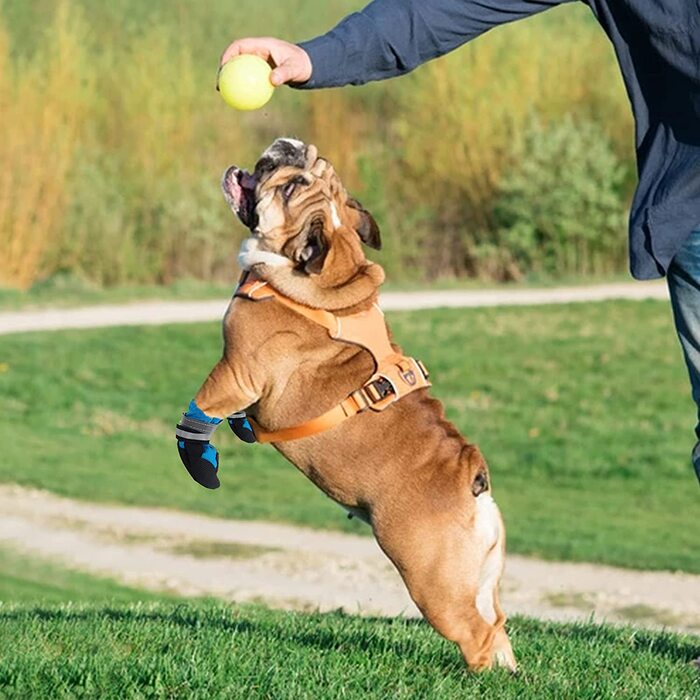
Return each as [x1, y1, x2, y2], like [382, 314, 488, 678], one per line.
[281, 176, 308, 202]
[282, 182, 297, 201]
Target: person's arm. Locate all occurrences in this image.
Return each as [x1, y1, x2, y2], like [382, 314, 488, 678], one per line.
[221, 0, 573, 89]
[297, 0, 573, 88]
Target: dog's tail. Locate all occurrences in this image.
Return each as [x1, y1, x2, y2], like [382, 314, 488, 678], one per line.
[460, 443, 491, 498]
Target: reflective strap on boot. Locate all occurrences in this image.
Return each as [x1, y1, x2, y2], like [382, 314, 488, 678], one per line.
[176, 414, 219, 442]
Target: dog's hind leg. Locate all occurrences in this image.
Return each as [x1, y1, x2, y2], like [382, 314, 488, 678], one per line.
[472, 494, 516, 671]
[489, 587, 516, 670]
[375, 495, 516, 672]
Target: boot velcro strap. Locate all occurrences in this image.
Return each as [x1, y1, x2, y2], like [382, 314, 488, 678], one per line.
[176, 427, 210, 441]
[176, 414, 219, 442]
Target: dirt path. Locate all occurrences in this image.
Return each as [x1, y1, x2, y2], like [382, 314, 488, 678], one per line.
[0, 281, 668, 336]
[1, 485, 697, 634]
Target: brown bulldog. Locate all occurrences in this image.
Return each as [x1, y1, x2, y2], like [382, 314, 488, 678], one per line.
[175, 138, 516, 672]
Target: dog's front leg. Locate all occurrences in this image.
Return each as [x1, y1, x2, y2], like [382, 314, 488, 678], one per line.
[176, 357, 259, 490]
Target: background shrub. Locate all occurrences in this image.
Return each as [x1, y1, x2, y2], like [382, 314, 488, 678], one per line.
[493, 117, 629, 278]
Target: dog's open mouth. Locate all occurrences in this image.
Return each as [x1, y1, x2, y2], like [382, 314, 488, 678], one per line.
[222, 166, 257, 229]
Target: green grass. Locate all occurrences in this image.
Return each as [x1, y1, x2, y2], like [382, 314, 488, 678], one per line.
[0, 603, 697, 699]
[0, 300, 698, 572]
[0, 546, 168, 604]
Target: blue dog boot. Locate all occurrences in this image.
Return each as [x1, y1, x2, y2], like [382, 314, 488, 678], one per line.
[177, 439, 220, 489]
[176, 400, 223, 489]
[228, 411, 257, 443]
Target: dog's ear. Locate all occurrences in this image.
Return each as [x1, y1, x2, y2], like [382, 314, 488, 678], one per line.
[346, 198, 382, 250]
[310, 156, 331, 178]
[304, 143, 319, 170]
[299, 220, 329, 275]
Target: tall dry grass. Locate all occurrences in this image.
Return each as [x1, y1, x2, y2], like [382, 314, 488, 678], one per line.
[53, 20, 257, 286]
[0, 1, 634, 288]
[0, 1, 92, 288]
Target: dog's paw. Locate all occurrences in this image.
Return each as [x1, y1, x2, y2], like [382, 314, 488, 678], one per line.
[177, 439, 221, 489]
[228, 412, 257, 443]
[491, 635, 518, 673]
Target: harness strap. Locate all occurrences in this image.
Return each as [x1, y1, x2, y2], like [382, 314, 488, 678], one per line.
[236, 274, 396, 366]
[246, 397, 359, 444]
[237, 276, 339, 334]
[234, 273, 431, 443]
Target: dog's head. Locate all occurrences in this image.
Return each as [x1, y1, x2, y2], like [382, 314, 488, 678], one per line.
[222, 138, 383, 308]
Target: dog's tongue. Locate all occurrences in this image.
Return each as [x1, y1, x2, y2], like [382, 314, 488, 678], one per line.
[239, 171, 257, 191]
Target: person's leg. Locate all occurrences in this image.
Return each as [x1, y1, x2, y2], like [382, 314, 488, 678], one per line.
[666, 227, 700, 485]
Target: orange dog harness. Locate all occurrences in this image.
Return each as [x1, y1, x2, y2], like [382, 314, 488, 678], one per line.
[234, 273, 431, 443]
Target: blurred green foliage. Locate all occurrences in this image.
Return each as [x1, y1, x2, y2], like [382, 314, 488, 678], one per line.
[494, 117, 629, 277]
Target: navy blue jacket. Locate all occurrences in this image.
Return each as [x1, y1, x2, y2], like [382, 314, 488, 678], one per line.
[297, 0, 700, 280]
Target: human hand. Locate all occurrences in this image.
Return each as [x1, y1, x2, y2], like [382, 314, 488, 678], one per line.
[220, 37, 312, 86]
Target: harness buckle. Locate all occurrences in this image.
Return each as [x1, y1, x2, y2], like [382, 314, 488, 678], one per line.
[365, 376, 396, 403]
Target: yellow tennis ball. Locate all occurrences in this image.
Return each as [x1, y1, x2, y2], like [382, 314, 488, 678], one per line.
[218, 55, 275, 111]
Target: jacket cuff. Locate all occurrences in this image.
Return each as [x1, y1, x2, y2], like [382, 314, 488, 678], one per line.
[293, 35, 346, 89]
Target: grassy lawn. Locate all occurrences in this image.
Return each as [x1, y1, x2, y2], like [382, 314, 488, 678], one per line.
[0, 546, 169, 605]
[0, 300, 698, 572]
[0, 603, 697, 699]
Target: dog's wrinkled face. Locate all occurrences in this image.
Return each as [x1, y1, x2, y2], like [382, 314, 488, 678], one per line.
[222, 138, 381, 277]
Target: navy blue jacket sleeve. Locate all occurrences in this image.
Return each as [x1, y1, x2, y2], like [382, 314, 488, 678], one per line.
[296, 0, 573, 88]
